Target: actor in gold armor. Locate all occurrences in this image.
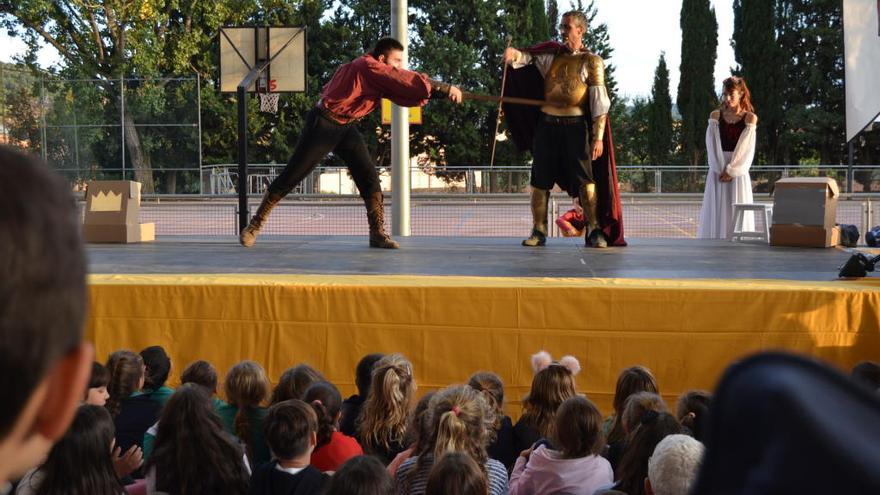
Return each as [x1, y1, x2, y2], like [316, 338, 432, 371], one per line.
[504, 10, 612, 248]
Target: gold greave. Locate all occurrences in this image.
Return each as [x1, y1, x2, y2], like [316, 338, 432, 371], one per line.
[580, 183, 599, 231]
[522, 188, 550, 246]
[531, 188, 550, 235]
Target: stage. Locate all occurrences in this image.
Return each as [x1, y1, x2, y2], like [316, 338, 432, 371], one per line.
[85, 237, 880, 415]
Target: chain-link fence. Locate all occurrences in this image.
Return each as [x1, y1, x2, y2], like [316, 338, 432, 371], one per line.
[1, 66, 201, 193]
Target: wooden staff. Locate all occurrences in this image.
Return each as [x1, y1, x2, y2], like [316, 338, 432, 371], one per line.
[489, 37, 513, 169]
[463, 91, 547, 107]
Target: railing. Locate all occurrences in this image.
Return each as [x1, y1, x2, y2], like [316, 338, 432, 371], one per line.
[78, 193, 878, 239]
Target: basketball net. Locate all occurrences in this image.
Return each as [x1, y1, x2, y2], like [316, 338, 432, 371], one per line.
[259, 92, 279, 114]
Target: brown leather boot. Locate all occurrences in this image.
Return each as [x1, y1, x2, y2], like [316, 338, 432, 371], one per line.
[522, 188, 550, 247]
[239, 190, 284, 247]
[580, 183, 607, 248]
[365, 191, 399, 249]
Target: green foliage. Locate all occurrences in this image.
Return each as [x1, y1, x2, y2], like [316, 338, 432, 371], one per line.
[677, 0, 718, 166]
[648, 53, 673, 166]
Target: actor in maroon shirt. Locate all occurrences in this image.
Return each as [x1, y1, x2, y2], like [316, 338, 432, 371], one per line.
[240, 37, 462, 249]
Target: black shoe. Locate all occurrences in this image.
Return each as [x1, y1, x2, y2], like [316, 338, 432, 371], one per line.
[587, 229, 608, 248]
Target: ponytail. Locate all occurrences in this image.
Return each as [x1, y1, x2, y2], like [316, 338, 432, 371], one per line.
[303, 381, 343, 448]
[105, 351, 143, 418]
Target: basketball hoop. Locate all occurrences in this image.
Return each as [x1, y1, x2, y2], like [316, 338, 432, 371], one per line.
[259, 92, 280, 114]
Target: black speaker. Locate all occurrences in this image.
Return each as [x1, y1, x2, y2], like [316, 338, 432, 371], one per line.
[838, 253, 880, 278]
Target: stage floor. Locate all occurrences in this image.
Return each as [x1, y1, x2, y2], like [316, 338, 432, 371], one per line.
[87, 236, 860, 281]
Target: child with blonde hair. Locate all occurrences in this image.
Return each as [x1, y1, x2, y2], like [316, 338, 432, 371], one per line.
[358, 354, 415, 464]
[395, 385, 508, 495]
[218, 360, 271, 469]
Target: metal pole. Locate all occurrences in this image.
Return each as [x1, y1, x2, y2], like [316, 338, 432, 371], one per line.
[847, 140, 854, 194]
[197, 72, 203, 172]
[391, 0, 411, 236]
[40, 75, 47, 161]
[120, 75, 125, 180]
[237, 86, 249, 232]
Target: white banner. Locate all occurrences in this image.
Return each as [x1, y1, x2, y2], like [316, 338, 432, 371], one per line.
[844, 0, 880, 142]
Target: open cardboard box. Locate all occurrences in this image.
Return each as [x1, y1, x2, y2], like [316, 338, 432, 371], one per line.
[771, 177, 839, 248]
[82, 181, 155, 243]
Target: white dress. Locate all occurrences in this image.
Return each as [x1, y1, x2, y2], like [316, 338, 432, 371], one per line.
[697, 118, 757, 239]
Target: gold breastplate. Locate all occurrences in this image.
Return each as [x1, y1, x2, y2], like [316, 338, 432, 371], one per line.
[543, 54, 589, 116]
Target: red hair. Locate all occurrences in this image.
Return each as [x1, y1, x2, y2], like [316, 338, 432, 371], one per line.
[721, 76, 755, 114]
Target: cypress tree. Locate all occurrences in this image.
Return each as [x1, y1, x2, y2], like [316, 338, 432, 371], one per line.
[677, 0, 718, 165]
[547, 0, 559, 39]
[648, 53, 673, 166]
[732, 0, 784, 164]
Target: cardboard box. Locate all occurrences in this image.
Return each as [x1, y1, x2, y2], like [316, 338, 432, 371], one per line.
[770, 225, 840, 248]
[82, 181, 154, 243]
[82, 223, 155, 243]
[772, 177, 839, 228]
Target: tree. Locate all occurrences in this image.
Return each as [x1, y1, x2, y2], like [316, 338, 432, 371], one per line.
[677, 0, 718, 166]
[547, 0, 559, 39]
[732, 0, 785, 164]
[648, 53, 673, 166]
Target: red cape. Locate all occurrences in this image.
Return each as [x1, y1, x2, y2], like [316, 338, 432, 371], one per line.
[502, 41, 626, 246]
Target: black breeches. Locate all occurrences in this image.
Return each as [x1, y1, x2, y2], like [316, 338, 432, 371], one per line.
[268, 108, 381, 200]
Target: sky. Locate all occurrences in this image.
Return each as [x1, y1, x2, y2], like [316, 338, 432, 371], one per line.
[0, 0, 737, 99]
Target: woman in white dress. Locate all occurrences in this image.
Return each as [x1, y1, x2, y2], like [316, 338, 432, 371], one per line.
[697, 76, 758, 239]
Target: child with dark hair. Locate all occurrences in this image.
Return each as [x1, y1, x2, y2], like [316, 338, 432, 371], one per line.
[249, 399, 328, 495]
[513, 352, 580, 454]
[509, 396, 612, 495]
[340, 353, 385, 437]
[0, 146, 92, 486]
[604, 366, 659, 445]
[139, 346, 174, 407]
[14, 405, 126, 495]
[599, 412, 682, 495]
[387, 392, 436, 477]
[143, 360, 228, 460]
[219, 361, 272, 469]
[270, 364, 325, 405]
[468, 372, 516, 470]
[85, 362, 111, 406]
[323, 456, 393, 495]
[425, 452, 489, 495]
[304, 381, 363, 472]
[676, 390, 711, 443]
[606, 391, 668, 472]
[145, 384, 249, 495]
[106, 350, 159, 456]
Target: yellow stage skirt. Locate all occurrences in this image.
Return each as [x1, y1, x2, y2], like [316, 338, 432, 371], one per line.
[87, 274, 880, 416]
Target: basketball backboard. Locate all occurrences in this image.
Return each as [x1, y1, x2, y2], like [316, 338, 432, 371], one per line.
[219, 26, 307, 93]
